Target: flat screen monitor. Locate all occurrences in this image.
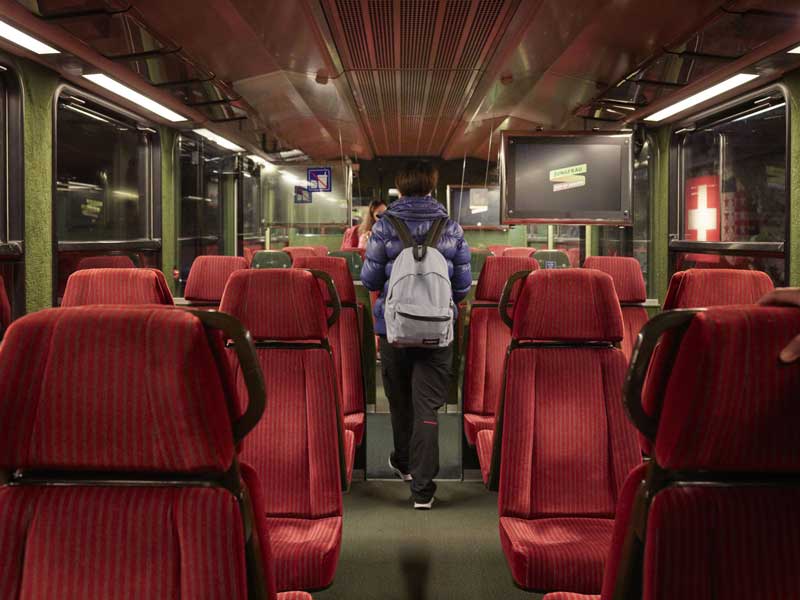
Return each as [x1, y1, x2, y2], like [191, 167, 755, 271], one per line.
[447, 186, 501, 227]
[501, 131, 633, 225]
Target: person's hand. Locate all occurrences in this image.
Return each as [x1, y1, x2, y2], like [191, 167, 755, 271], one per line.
[758, 288, 800, 363]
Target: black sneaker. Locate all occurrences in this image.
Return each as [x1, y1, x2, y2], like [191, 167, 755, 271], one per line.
[413, 497, 434, 510]
[388, 454, 412, 482]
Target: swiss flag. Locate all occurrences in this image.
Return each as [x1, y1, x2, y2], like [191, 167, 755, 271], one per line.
[685, 175, 720, 242]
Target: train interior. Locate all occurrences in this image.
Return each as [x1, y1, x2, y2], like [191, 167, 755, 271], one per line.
[0, 1, 799, 599]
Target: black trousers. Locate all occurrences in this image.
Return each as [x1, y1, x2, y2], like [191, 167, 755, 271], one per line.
[379, 337, 453, 501]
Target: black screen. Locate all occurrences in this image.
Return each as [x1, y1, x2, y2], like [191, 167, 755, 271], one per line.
[449, 187, 500, 226]
[505, 135, 631, 223]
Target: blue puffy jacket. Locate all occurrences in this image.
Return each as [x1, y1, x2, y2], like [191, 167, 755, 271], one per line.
[361, 196, 472, 335]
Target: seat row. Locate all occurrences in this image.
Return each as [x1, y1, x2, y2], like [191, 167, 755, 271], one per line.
[460, 262, 787, 595]
[53, 263, 370, 592]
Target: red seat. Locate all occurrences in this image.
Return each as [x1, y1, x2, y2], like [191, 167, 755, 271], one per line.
[487, 244, 511, 256]
[583, 257, 648, 361]
[0, 275, 10, 338]
[502, 247, 536, 258]
[61, 268, 174, 306]
[282, 247, 317, 263]
[184, 255, 249, 306]
[544, 305, 800, 600]
[220, 269, 348, 592]
[483, 270, 641, 593]
[77, 255, 136, 269]
[462, 256, 539, 446]
[341, 226, 360, 250]
[294, 256, 367, 446]
[663, 268, 774, 309]
[0, 305, 309, 600]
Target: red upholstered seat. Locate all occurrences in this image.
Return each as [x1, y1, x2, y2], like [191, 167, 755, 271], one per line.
[77, 254, 136, 269]
[485, 269, 641, 593]
[282, 246, 317, 263]
[475, 429, 493, 485]
[295, 256, 367, 446]
[62, 268, 174, 306]
[662, 268, 774, 309]
[0, 306, 306, 599]
[583, 256, 648, 361]
[545, 306, 800, 600]
[463, 256, 539, 445]
[487, 244, 511, 256]
[0, 275, 10, 338]
[184, 255, 248, 305]
[502, 247, 536, 258]
[220, 269, 347, 591]
[341, 225, 360, 250]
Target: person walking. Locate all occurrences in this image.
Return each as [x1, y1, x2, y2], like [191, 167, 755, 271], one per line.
[361, 161, 471, 509]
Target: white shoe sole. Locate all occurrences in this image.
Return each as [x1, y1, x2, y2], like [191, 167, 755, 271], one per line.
[388, 457, 412, 482]
[413, 497, 434, 510]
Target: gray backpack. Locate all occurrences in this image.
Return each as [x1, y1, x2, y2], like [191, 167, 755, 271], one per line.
[383, 215, 454, 348]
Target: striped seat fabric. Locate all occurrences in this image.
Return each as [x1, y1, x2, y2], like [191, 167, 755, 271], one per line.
[61, 268, 174, 306]
[0, 306, 310, 600]
[545, 305, 800, 600]
[295, 256, 367, 446]
[583, 256, 648, 361]
[184, 255, 248, 306]
[0, 275, 10, 338]
[487, 269, 641, 593]
[487, 244, 511, 256]
[463, 256, 539, 446]
[340, 225, 360, 250]
[77, 254, 136, 269]
[502, 246, 536, 258]
[283, 246, 329, 264]
[220, 269, 348, 592]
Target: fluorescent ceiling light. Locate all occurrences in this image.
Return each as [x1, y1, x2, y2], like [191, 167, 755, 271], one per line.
[248, 154, 277, 172]
[193, 128, 244, 152]
[731, 102, 785, 122]
[644, 74, 760, 122]
[788, 45, 800, 54]
[0, 20, 59, 55]
[83, 73, 186, 122]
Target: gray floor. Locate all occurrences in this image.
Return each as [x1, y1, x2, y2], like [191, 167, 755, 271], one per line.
[315, 480, 542, 600]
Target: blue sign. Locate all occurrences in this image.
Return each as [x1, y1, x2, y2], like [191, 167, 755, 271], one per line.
[294, 186, 312, 204]
[307, 167, 332, 193]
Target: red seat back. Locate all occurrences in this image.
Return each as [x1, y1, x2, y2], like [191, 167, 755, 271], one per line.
[487, 244, 511, 256]
[464, 257, 539, 425]
[77, 255, 136, 270]
[0, 275, 10, 337]
[601, 306, 800, 600]
[663, 268, 774, 309]
[494, 269, 640, 509]
[502, 247, 536, 258]
[184, 255, 248, 303]
[0, 306, 276, 599]
[584, 256, 649, 360]
[294, 256, 364, 423]
[341, 226, 360, 249]
[282, 246, 317, 264]
[220, 269, 345, 518]
[62, 268, 174, 307]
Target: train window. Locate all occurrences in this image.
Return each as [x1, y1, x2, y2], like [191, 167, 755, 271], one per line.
[239, 157, 264, 257]
[177, 136, 235, 287]
[671, 90, 788, 285]
[553, 225, 582, 267]
[54, 91, 161, 301]
[0, 64, 23, 326]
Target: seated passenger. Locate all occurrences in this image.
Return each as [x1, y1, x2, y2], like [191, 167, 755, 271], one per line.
[357, 199, 387, 249]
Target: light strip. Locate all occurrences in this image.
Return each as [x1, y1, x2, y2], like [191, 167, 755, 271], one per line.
[644, 74, 759, 122]
[788, 45, 800, 54]
[63, 103, 110, 124]
[731, 102, 785, 123]
[83, 73, 186, 122]
[193, 128, 244, 152]
[0, 20, 59, 55]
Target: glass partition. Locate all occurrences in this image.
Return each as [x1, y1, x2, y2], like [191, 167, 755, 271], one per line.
[0, 65, 22, 325]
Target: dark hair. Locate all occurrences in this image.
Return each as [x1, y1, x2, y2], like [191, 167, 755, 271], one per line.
[358, 198, 387, 236]
[395, 161, 439, 197]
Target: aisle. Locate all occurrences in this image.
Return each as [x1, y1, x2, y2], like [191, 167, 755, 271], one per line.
[315, 480, 541, 600]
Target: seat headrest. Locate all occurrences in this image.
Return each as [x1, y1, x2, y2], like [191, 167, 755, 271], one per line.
[293, 256, 356, 303]
[583, 256, 647, 303]
[475, 256, 539, 302]
[488, 245, 511, 256]
[664, 269, 774, 309]
[282, 246, 318, 264]
[653, 306, 800, 472]
[184, 255, 249, 302]
[0, 307, 236, 473]
[62, 268, 174, 307]
[512, 269, 624, 342]
[502, 247, 536, 258]
[77, 255, 136, 270]
[219, 269, 328, 340]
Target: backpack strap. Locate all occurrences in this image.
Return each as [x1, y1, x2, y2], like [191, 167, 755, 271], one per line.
[384, 214, 414, 249]
[385, 214, 448, 262]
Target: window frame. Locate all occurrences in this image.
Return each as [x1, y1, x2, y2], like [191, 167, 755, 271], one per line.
[668, 84, 790, 278]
